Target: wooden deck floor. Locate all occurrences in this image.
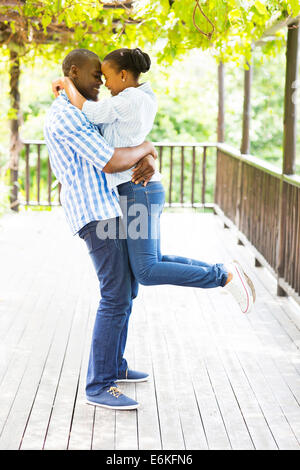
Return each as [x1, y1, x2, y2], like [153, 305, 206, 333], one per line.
[0, 207, 300, 450]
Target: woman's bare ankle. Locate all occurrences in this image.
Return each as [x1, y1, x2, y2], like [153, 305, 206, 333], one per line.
[225, 271, 233, 285]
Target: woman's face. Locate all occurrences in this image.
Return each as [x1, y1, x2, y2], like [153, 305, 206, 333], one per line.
[101, 61, 126, 96]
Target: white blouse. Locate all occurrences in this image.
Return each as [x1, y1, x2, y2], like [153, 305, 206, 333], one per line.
[82, 82, 161, 190]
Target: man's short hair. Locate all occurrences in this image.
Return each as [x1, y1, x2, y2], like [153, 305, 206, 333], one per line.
[62, 49, 99, 76]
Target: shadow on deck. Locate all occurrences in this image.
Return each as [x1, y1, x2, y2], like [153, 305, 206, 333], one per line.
[0, 208, 300, 450]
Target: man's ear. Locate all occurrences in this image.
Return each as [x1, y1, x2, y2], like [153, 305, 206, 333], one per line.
[69, 64, 79, 80]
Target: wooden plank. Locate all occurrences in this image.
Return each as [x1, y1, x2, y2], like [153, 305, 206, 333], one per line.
[209, 215, 300, 447]
[141, 285, 185, 450]
[67, 293, 95, 451]
[0, 248, 73, 447]
[43, 268, 94, 450]
[92, 408, 116, 450]
[90, 288, 116, 450]
[150, 285, 209, 450]
[1, 209, 300, 450]
[1, 263, 81, 450]
[115, 325, 138, 451]
[21, 263, 92, 450]
[195, 290, 279, 450]
[160, 213, 262, 449]
[0, 214, 89, 449]
[131, 295, 162, 450]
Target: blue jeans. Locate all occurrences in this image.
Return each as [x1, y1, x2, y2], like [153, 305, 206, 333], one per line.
[118, 181, 228, 288]
[78, 219, 138, 395]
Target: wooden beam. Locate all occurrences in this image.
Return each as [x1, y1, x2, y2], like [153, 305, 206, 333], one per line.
[215, 62, 225, 208]
[282, 19, 299, 175]
[102, 1, 133, 9]
[240, 62, 252, 155]
[217, 61, 225, 143]
[1, 1, 25, 5]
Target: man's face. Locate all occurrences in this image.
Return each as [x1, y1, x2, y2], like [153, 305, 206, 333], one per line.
[70, 57, 102, 101]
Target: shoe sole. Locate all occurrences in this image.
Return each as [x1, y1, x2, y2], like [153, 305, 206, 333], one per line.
[232, 262, 253, 314]
[116, 377, 149, 383]
[234, 260, 256, 303]
[86, 399, 139, 410]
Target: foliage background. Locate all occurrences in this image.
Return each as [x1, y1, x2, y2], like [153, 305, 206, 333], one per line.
[0, 0, 299, 211]
[0, 41, 298, 164]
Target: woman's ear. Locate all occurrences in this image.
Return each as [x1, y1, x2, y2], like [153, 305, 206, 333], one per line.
[121, 69, 128, 82]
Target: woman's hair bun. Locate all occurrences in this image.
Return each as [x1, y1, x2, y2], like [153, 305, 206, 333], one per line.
[130, 48, 151, 73]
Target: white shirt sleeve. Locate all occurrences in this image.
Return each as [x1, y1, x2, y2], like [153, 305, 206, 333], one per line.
[82, 94, 132, 125]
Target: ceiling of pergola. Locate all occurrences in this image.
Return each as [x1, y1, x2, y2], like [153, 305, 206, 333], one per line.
[0, 0, 135, 47]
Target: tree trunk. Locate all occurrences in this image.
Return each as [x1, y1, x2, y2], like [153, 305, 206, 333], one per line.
[9, 48, 22, 212]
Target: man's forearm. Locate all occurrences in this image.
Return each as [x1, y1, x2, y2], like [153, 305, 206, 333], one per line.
[102, 142, 156, 173]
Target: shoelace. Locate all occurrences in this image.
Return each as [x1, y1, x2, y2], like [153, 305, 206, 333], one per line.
[107, 386, 122, 398]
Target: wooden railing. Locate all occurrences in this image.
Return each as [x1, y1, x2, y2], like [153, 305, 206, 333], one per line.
[14, 139, 300, 304]
[19, 140, 217, 209]
[215, 143, 300, 302]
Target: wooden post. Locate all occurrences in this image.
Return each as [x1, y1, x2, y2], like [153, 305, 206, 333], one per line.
[282, 20, 299, 175]
[277, 19, 299, 296]
[215, 62, 225, 206]
[9, 48, 22, 212]
[240, 61, 252, 155]
[217, 61, 225, 143]
[236, 61, 252, 231]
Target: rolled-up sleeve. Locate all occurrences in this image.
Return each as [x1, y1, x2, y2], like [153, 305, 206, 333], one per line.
[52, 109, 114, 172]
[82, 95, 132, 125]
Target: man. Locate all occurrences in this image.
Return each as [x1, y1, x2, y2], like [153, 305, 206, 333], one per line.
[44, 49, 156, 410]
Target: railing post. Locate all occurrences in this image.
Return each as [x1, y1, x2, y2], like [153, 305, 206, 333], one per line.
[215, 62, 225, 206]
[240, 61, 252, 155]
[202, 146, 207, 206]
[277, 19, 299, 296]
[235, 61, 252, 229]
[169, 146, 173, 205]
[217, 61, 225, 143]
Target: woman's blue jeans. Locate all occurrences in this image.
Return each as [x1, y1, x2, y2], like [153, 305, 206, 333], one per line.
[118, 181, 228, 288]
[79, 181, 228, 396]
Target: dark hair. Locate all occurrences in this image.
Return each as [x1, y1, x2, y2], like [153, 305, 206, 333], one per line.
[62, 49, 99, 76]
[103, 48, 151, 79]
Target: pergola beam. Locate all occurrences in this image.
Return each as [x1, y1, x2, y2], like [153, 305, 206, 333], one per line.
[240, 62, 252, 155]
[217, 62, 225, 143]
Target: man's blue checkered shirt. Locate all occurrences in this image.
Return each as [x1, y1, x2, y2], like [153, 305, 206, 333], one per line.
[44, 91, 122, 235]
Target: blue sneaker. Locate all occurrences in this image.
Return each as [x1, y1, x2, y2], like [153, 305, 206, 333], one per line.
[116, 368, 149, 383]
[86, 386, 139, 410]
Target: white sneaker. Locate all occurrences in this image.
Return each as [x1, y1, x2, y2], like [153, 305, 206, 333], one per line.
[223, 261, 255, 314]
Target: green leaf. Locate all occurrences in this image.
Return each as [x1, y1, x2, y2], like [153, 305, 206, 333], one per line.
[41, 15, 52, 33]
